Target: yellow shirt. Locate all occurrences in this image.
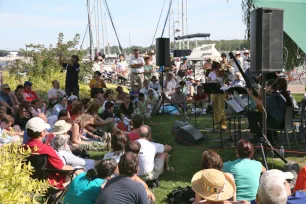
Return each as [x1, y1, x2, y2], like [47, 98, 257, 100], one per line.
[89, 79, 106, 89]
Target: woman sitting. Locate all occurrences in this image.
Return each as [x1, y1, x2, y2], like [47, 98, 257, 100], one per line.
[116, 86, 127, 102]
[64, 159, 117, 204]
[222, 139, 266, 202]
[71, 102, 84, 121]
[12, 84, 25, 105]
[119, 94, 134, 119]
[135, 93, 147, 117]
[89, 71, 106, 98]
[194, 150, 236, 203]
[14, 104, 31, 131]
[86, 103, 117, 134]
[100, 101, 115, 120]
[103, 130, 128, 165]
[71, 114, 109, 151]
[127, 114, 144, 141]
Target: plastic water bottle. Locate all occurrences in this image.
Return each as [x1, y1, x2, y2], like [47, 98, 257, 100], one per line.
[296, 123, 300, 132]
[279, 146, 285, 157]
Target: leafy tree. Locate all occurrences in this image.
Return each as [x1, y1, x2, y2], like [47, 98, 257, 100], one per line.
[0, 50, 9, 57]
[12, 33, 93, 83]
[0, 143, 49, 203]
[241, 0, 305, 70]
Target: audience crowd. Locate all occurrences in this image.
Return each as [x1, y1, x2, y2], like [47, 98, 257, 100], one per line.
[1, 50, 306, 204]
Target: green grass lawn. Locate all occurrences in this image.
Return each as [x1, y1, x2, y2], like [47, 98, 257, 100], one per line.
[89, 113, 306, 204]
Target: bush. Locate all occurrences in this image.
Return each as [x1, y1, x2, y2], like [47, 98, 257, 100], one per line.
[0, 143, 49, 203]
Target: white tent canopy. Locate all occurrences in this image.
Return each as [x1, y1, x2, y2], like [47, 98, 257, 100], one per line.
[187, 44, 221, 61]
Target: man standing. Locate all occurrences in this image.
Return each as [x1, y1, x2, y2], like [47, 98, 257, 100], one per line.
[47, 80, 66, 106]
[62, 55, 80, 97]
[137, 125, 172, 181]
[129, 49, 145, 92]
[96, 152, 149, 204]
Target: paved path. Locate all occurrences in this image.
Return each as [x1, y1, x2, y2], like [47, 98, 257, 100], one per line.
[288, 84, 305, 93]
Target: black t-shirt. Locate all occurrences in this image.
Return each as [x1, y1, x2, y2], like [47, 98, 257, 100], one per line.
[100, 110, 113, 120]
[62, 63, 80, 87]
[266, 92, 286, 123]
[120, 102, 134, 118]
[14, 115, 29, 131]
[95, 175, 149, 204]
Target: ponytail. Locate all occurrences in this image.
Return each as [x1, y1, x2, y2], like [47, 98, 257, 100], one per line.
[86, 169, 98, 181]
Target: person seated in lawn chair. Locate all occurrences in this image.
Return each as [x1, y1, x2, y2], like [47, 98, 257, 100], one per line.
[171, 85, 187, 113]
[24, 117, 79, 189]
[191, 86, 209, 115]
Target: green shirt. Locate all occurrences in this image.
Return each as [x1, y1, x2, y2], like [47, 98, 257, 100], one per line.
[223, 158, 262, 201]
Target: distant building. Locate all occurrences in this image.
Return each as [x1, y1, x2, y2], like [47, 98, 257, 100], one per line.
[9, 51, 18, 57]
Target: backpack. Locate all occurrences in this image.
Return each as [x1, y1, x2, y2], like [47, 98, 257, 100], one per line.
[167, 186, 195, 204]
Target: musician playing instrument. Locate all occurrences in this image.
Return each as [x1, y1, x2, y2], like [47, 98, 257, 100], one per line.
[246, 79, 287, 145]
[207, 61, 227, 130]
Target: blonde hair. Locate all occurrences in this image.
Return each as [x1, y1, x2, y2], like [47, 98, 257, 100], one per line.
[74, 114, 95, 128]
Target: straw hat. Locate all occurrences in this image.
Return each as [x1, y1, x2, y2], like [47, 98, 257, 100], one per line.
[51, 120, 72, 135]
[191, 169, 235, 202]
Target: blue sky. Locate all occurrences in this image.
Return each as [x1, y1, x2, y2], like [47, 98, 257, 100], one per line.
[0, 0, 246, 50]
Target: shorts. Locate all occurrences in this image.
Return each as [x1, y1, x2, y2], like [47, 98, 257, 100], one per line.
[140, 156, 165, 181]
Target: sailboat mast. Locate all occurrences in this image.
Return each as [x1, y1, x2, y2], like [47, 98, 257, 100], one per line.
[96, 0, 100, 54]
[186, 0, 189, 49]
[178, 0, 181, 49]
[94, 0, 98, 54]
[87, 0, 94, 60]
[181, 0, 184, 49]
[99, 0, 105, 54]
[104, 13, 109, 55]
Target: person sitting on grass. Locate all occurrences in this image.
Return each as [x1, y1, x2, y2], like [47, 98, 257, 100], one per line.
[89, 71, 107, 98]
[191, 86, 209, 115]
[0, 114, 23, 143]
[103, 130, 128, 164]
[119, 94, 134, 119]
[95, 152, 151, 204]
[126, 141, 141, 154]
[47, 80, 66, 106]
[52, 95, 68, 117]
[127, 114, 144, 141]
[149, 75, 161, 93]
[67, 95, 78, 115]
[171, 85, 186, 113]
[137, 125, 173, 181]
[222, 139, 266, 202]
[14, 104, 31, 131]
[101, 91, 115, 112]
[136, 93, 147, 117]
[64, 159, 117, 204]
[24, 117, 75, 189]
[191, 169, 235, 204]
[23, 81, 39, 102]
[116, 86, 127, 101]
[100, 101, 115, 120]
[71, 114, 109, 151]
[0, 84, 15, 114]
[146, 89, 158, 114]
[71, 102, 84, 121]
[193, 150, 236, 203]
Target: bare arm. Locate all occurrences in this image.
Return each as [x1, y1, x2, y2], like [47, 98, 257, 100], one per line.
[71, 124, 81, 144]
[61, 165, 74, 171]
[163, 144, 172, 152]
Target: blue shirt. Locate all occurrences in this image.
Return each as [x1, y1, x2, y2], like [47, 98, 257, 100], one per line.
[251, 191, 306, 204]
[223, 158, 262, 201]
[64, 172, 105, 204]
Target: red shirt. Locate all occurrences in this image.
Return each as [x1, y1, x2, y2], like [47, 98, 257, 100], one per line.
[128, 132, 140, 141]
[193, 93, 208, 101]
[26, 139, 64, 170]
[23, 90, 38, 102]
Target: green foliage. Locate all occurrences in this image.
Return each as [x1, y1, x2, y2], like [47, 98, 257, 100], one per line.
[241, 0, 306, 70]
[0, 143, 49, 203]
[9, 33, 93, 84]
[0, 50, 9, 57]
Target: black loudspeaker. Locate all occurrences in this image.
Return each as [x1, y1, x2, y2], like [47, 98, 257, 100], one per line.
[171, 120, 189, 135]
[176, 124, 205, 145]
[173, 49, 192, 58]
[251, 8, 283, 73]
[156, 38, 170, 66]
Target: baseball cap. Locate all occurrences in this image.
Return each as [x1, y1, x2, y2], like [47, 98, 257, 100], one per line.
[26, 117, 51, 133]
[261, 169, 294, 184]
[68, 95, 78, 101]
[1, 84, 10, 89]
[24, 81, 33, 87]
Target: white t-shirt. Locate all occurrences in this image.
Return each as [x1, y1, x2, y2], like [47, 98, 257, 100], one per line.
[116, 61, 128, 72]
[129, 56, 145, 73]
[47, 88, 66, 104]
[93, 62, 101, 72]
[149, 82, 161, 92]
[163, 79, 177, 94]
[208, 71, 217, 81]
[136, 139, 164, 175]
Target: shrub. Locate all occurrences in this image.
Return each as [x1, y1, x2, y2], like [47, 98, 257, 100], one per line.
[0, 143, 49, 203]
